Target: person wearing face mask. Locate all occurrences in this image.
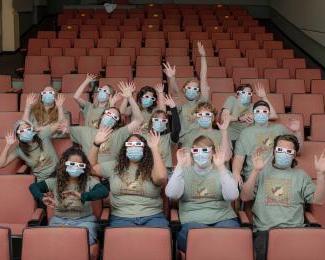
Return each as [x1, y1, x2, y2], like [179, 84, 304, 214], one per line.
[0, 120, 67, 181]
[119, 84, 166, 129]
[163, 41, 210, 137]
[69, 81, 144, 163]
[221, 82, 278, 143]
[74, 73, 122, 128]
[165, 136, 239, 252]
[180, 102, 232, 162]
[232, 100, 304, 185]
[22, 87, 70, 137]
[88, 132, 169, 227]
[29, 147, 109, 260]
[240, 135, 325, 260]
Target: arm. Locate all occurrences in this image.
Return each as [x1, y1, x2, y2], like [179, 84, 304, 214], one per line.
[81, 183, 109, 203]
[312, 152, 325, 204]
[219, 166, 239, 201]
[22, 93, 38, 122]
[197, 41, 210, 101]
[165, 166, 185, 199]
[29, 181, 49, 201]
[217, 114, 232, 161]
[163, 62, 179, 96]
[73, 74, 96, 107]
[156, 83, 166, 112]
[240, 169, 259, 201]
[0, 132, 18, 168]
[232, 155, 245, 185]
[55, 94, 66, 122]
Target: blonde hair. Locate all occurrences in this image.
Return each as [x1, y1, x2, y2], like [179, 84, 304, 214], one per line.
[192, 135, 216, 152]
[31, 92, 59, 126]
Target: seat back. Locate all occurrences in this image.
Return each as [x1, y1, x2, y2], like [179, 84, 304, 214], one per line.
[50, 56, 75, 78]
[23, 74, 51, 93]
[283, 58, 306, 78]
[275, 79, 305, 107]
[22, 227, 89, 260]
[310, 114, 325, 141]
[232, 67, 258, 87]
[0, 139, 23, 175]
[253, 58, 278, 78]
[78, 56, 102, 75]
[0, 175, 36, 224]
[0, 75, 12, 92]
[264, 68, 290, 92]
[61, 74, 87, 93]
[24, 56, 49, 74]
[0, 93, 18, 112]
[103, 228, 172, 260]
[63, 93, 88, 125]
[186, 228, 253, 260]
[267, 228, 325, 260]
[296, 68, 322, 92]
[0, 227, 10, 260]
[0, 111, 23, 138]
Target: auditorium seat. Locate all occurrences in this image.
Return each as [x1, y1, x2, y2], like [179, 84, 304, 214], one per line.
[106, 66, 133, 80]
[291, 94, 324, 127]
[282, 58, 306, 78]
[238, 40, 259, 55]
[0, 139, 24, 175]
[103, 228, 172, 260]
[253, 58, 278, 78]
[0, 93, 18, 111]
[49, 38, 71, 48]
[310, 114, 325, 141]
[276, 113, 304, 139]
[64, 93, 89, 125]
[63, 48, 87, 64]
[121, 38, 142, 55]
[255, 33, 273, 47]
[24, 56, 49, 75]
[123, 31, 142, 40]
[58, 30, 78, 40]
[212, 92, 234, 112]
[80, 30, 99, 41]
[37, 31, 56, 39]
[97, 39, 118, 50]
[264, 68, 290, 92]
[272, 49, 294, 67]
[23, 74, 51, 93]
[296, 68, 322, 92]
[245, 49, 267, 67]
[225, 58, 249, 77]
[27, 39, 48, 56]
[232, 67, 258, 87]
[185, 228, 253, 260]
[50, 56, 75, 78]
[113, 47, 136, 65]
[78, 56, 103, 75]
[99, 78, 128, 90]
[275, 79, 305, 107]
[168, 32, 186, 40]
[240, 79, 270, 93]
[0, 75, 13, 92]
[0, 227, 10, 260]
[61, 74, 87, 93]
[215, 40, 237, 50]
[40, 48, 63, 61]
[252, 94, 285, 113]
[22, 227, 90, 260]
[311, 80, 325, 95]
[53, 138, 73, 156]
[73, 39, 95, 49]
[136, 66, 163, 78]
[145, 39, 166, 55]
[267, 228, 325, 260]
[137, 56, 161, 66]
[140, 47, 162, 56]
[0, 175, 43, 236]
[209, 78, 234, 93]
[233, 33, 252, 45]
[101, 31, 121, 42]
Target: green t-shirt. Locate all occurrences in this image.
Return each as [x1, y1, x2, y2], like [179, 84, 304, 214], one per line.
[100, 161, 163, 218]
[70, 126, 129, 163]
[178, 100, 200, 137]
[15, 127, 58, 182]
[45, 176, 100, 219]
[179, 166, 237, 224]
[252, 163, 316, 231]
[82, 101, 108, 128]
[235, 123, 289, 178]
[223, 96, 253, 141]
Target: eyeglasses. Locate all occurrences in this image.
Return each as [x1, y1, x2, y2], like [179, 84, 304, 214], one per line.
[152, 118, 168, 123]
[17, 127, 33, 134]
[254, 109, 269, 114]
[125, 141, 144, 147]
[185, 86, 199, 91]
[237, 90, 253, 96]
[142, 95, 156, 101]
[196, 112, 213, 117]
[191, 147, 212, 154]
[41, 91, 55, 95]
[104, 110, 119, 121]
[65, 161, 87, 169]
[97, 88, 110, 94]
[275, 146, 295, 156]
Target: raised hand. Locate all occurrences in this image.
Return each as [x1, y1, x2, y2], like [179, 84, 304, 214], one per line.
[213, 146, 226, 168]
[155, 83, 164, 94]
[55, 93, 65, 107]
[176, 148, 192, 167]
[239, 112, 254, 124]
[118, 81, 134, 98]
[94, 127, 113, 145]
[217, 113, 230, 130]
[62, 190, 81, 199]
[42, 196, 56, 208]
[163, 94, 176, 108]
[5, 131, 17, 147]
[147, 130, 160, 150]
[197, 41, 206, 56]
[26, 93, 38, 108]
[287, 118, 301, 132]
[314, 149, 325, 174]
[163, 62, 176, 78]
[109, 92, 123, 107]
[86, 73, 97, 82]
[252, 149, 269, 171]
[255, 81, 267, 98]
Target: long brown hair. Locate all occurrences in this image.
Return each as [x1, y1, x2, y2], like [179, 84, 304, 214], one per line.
[115, 134, 154, 181]
[272, 134, 299, 168]
[148, 109, 169, 134]
[56, 146, 91, 202]
[193, 102, 218, 129]
[136, 86, 158, 113]
[31, 91, 58, 126]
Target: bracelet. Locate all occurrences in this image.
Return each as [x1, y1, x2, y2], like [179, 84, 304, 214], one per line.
[93, 142, 101, 148]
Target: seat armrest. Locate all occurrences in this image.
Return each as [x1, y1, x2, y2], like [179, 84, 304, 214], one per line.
[238, 210, 252, 228]
[28, 208, 44, 226]
[17, 164, 30, 175]
[305, 211, 321, 227]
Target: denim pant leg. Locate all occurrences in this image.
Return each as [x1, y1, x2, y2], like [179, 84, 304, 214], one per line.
[177, 222, 208, 252]
[108, 215, 137, 228]
[140, 213, 169, 228]
[212, 218, 240, 228]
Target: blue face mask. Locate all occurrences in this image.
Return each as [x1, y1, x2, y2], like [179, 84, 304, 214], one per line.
[152, 120, 167, 133]
[141, 96, 154, 108]
[66, 165, 85, 178]
[274, 152, 293, 169]
[19, 129, 36, 142]
[97, 90, 109, 102]
[239, 93, 251, 106]
[254, 113, 269, 125]
[126, 147, 144, 161]
[185, 88, 199, 101]
[101, 115, 117, 128]
[197, 116, 212, 129]
[193, 152, 211, 168]
[42, 93, 55, 106]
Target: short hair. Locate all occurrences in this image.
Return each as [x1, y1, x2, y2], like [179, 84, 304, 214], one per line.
[236, 83, 253, 92]
[273, 134, 299, 168]
[192, 135, 216, 153]
[253, 100, 270, 111]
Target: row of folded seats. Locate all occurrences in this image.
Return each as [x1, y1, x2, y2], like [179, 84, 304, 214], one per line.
[0, 174, 325, 260]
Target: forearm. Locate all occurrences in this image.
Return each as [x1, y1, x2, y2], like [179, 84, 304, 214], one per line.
[170, 107, 181, 143]
[151, 148, 167, 185]
[220, 130, 232, 161]
[57, 106, 65, 121]
[200, 56, 210, 100]
[118, 98, 128, 114]
[240, 170, 259, 201]
[0, 145, 11, 167]
[29, 181, 49, 201]
[88, 145, 99, 166]
[218, 166, 239, 201]
[165, 165, 185, 199]
[157, 92, 166, 112]
[312, 173, 325, 204]
[73, 80, 89, 106]
[128, 96, 144, 124]
[168, 76, 179, 96]
[232, 155, 244, 178]
[81, 183, 109, 203]
[22, 106, 32, 122]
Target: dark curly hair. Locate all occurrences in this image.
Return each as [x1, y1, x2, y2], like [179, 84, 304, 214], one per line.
[236, 83, 253, 93]
[96, 106, 122, 129]
[136, 86, 158, 113]
[272, 134, 299, 168]
[56, 146, 91, 202]
[115, 134, 154, 181]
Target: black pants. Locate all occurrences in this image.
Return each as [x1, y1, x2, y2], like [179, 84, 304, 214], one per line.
[253, 231, 269, 260]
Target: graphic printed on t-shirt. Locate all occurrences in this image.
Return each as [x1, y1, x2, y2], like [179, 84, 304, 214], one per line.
[33, 151, 53, 171]
[264, 177, 291, 207]
[119, 174, 145, 196]
[191, 176, 217, 199]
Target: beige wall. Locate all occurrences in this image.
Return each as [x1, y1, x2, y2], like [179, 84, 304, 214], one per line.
[270, 0, 325, 47]
[2, 0, 20, 51]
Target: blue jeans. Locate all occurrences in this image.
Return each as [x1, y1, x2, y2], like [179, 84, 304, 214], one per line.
[108, 212, 169, 228]
[177, 218, 240, 251]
